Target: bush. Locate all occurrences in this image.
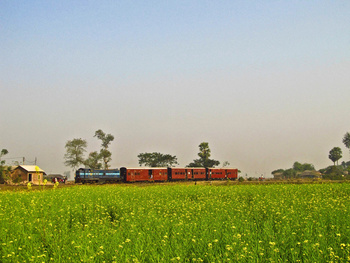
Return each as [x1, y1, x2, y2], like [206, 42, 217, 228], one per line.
[323, 166, 343, 180]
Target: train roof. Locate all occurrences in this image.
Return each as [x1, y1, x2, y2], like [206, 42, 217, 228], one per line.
[207, 167, 238, 169]
[120, 167, 168, 170]
[77, 168, 119, 171]
[120, 167, 237, 169]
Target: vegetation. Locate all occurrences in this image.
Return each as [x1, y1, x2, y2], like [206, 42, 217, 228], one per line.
[322, 166, 344, 180]
[270, 132, 350, 180]
[238, 176, 245, 182]
[137, 152, 178, 167]
[292, 161, 315, 172]
[329, 147, 342, 166]
[187, 142, 220, 168]
[84, 151, 103, 170]
[0, 149, 10, 183]
[64, 138, 87, 171]
[64, 130, 114, 171]
[1, 183, 350, 262]
[94, 129, 114, 169]
[271, 161, 316, 179]
[343, 132, 350, 155]
[222, 161, 230, 167]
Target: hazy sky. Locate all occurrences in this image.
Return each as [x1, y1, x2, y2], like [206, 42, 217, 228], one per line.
[1, 1, 350, 177]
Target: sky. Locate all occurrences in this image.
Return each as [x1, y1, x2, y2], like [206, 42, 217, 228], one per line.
[1, 1, 350, 178]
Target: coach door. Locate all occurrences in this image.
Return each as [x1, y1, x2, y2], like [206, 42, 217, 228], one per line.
[130, 170, 135, 182]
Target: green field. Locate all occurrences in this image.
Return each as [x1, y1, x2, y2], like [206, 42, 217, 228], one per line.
[1, 182, 350, 262]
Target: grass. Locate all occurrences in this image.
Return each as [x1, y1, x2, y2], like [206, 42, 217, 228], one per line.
[0, 182, 350, 262]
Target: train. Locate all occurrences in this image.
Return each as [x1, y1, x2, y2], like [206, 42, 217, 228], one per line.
[75, 167, 238, 184]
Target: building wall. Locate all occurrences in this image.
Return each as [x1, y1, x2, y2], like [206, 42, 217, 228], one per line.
[11, 168, 44, 184]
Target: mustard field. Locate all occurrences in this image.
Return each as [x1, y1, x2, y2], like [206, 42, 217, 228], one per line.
[0, 183, 350, 262]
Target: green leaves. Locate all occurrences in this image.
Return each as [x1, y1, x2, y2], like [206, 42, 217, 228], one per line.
[64, 138, 87, 170]
[138, 152, 178, 167]
[343, 132, 350, 152]
[94, 130, 114, 169]
[64, 130, 115, 170]
[84, 151, 103, 170]
[187, 142, 220, 168]
[329, 147, 342, 166]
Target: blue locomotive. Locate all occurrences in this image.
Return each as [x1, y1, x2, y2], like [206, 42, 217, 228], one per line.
[75, 168, 122, 184]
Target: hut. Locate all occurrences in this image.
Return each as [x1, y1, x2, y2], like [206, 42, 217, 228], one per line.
[273, 172, 284, 180]
[11, 165, 46, 184]
[299, 170, 322, 179]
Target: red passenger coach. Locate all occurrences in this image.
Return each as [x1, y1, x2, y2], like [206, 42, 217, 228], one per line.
[120, 167, 168, 182]
[226, 168, 238, 180]
[207, 168, 238, 180]
[151, 168, 168, 181]
[168, 168, 187, 180]
[168, 168, 207, 180]
[191, 168, 207, 180]
[119, 167, 237, 183]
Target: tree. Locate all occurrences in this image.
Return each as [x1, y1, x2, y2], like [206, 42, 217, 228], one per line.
[329, 147, 342, 166]
[283, 168, 297, 179]
[64, 138, 87, 171]
[323, 165, 343, 180]
[0, 149, 8, 159]
[271, 169, 284, 175]
[292, 161, 315, 172]
[0, 149, 10, 183]
[343, 132, 350, 156]
[292, 162, 303, 172]
[84, 151, 103, 170]
[187, 142, 220, 168]
[138, 152, 178, 167]
[99, 149, 112, 169]
[222, 161, 230, 167]
[94, 130, 114, 169]
[341, 161, 350, 169]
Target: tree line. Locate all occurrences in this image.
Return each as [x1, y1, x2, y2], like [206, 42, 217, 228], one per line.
[272, 132, 350, 180]
[64, 133, 227, 171]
